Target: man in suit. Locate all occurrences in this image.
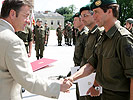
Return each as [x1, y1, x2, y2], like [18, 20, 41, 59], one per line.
[15, 19, 33, 58]
[0, 0, 72, 100]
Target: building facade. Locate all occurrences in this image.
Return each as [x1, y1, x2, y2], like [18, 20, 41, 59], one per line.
[34, 11, 64, 30]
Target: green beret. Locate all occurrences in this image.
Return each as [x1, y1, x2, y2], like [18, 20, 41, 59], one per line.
[91, 0, 117, 10]
[68, 22, 71, 24]
[80, 3, 91, 14]
[126, 18, 133, 24]
[36, 18, 42, 22]
[72, 12, 80, 19]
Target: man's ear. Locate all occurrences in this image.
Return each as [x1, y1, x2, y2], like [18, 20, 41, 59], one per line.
[107, 9, 112, 15]
[9, 9, 16, 19]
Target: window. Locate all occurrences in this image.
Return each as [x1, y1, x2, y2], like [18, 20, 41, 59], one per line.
[51, 20, 53, 25]
[57, 20, 60, 25]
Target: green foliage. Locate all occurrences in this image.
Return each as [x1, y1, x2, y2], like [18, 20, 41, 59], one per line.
[55, 4, 77, 24]
[63, 14, 73, 23]
[55, 7, 71, 15]
[68, 5, 77, 14]
[117, 0, 133, 26]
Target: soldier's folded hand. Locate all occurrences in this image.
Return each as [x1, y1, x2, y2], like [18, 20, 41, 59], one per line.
[86, 86, 100, 97]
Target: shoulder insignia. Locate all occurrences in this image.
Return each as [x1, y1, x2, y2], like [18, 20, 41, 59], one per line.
[124, 44, 133, 57]
[118, 27, 131, 36]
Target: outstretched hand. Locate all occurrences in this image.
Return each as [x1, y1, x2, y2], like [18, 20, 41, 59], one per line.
[60, 79, 73, 93]
[63, 77, 74, 84]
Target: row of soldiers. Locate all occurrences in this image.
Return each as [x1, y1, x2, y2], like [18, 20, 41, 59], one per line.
[56, 22, 79, 46]
[66, 0, 133, 100]
[15, 16, 133, 62]
[56, 22, 74, 46]
[56, 17, 133, 48]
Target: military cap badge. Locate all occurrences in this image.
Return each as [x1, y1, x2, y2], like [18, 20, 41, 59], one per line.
[95, 0, 102, 6]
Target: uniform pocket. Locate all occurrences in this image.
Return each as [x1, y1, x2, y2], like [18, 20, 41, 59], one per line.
[102, 56, 123, 80]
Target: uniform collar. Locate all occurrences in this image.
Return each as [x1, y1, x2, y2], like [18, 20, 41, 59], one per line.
[89, 25, 98, 34]
[105, 20, 120, 39]
[78, 27, 88, 35]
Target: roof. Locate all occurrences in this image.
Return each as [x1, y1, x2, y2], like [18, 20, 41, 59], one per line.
[34, 11, 64, 19]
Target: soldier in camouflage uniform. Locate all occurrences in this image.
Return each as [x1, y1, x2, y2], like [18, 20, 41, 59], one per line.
[63, 23, 69, 45]
[56, 24, 63, 46]
[125, 18, 133, 35]
[33, 18, 46, 60]
[15, 19, 33, 58]
[67, 22, 73, 46]
[44, 22, 50, 46]
[72, 26, 78, 45]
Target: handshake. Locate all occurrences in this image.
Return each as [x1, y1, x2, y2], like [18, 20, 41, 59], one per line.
[59, 76, 101, 97]
[59, 76, 74, 93]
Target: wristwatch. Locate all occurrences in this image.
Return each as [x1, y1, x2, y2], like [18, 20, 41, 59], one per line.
[93, 85, 100, 91]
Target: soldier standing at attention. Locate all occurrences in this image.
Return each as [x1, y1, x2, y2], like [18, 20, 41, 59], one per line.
[33, 18, 45, 60]
[125, 18, 133, 35]
[72, 26, 77, 45]
[65, 0, 133, 100]
[63, 23, 69, 45]
[56, 24, 63, 46]
[67, 22, 73, 46]
[79, 4, 103, 100]
[44, 22, 50, 46]
[73, 12, 88, 100]
[16, 19, 33, 58]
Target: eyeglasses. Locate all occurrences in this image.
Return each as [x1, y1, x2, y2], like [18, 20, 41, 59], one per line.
[80, 11, 94, 18]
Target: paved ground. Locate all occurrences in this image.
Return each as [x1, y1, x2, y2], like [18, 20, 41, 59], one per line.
[22, 30, 77, 100]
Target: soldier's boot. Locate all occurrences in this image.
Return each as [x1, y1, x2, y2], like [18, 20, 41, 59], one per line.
[60, 40, 62, 46]
[58, 40, 60, 46]
[36, 56, 39, 60]
[69, 40, 72, 46]
[58, 41, 60, 46]
[40, 55, 43, 59]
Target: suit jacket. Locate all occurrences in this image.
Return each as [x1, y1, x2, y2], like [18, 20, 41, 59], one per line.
[0, 19, 60, 100]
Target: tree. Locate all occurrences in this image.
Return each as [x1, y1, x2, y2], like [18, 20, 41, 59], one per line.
[55, 7, 70, 15]
[68, 4, 77, 14]
[55, 5, 77, 23]
[117, 0, 133, 26]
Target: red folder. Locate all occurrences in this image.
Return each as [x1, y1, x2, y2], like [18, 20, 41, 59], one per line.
[31, 58, 57, 72]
